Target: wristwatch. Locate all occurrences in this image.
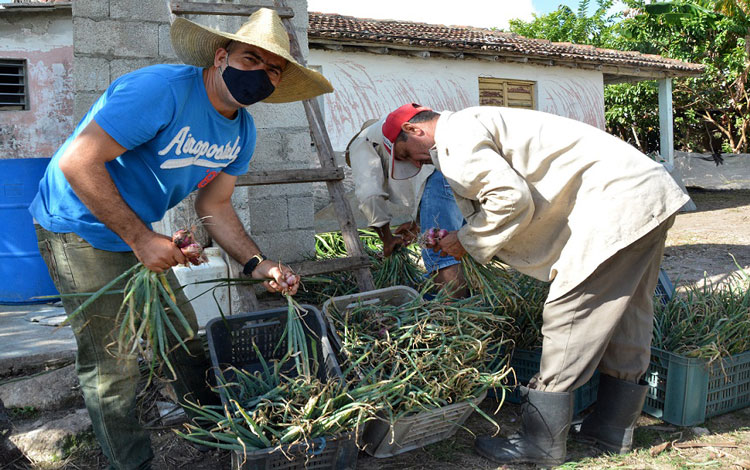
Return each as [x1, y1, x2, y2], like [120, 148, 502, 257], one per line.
[243, 253, 267, 276]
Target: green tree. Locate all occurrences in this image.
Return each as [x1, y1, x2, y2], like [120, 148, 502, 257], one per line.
[622, 0, 750, 152]
[508, 0, 619, 46]
[509, 0, 750, 153]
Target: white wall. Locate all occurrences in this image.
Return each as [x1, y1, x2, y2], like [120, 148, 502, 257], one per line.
[309, 49, 606, 151]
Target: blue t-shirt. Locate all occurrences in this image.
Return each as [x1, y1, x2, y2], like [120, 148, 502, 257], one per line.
[30, 64, 255, 251]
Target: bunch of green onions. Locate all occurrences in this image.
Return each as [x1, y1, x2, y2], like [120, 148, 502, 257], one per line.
[177, 295, 389, 455]
[327, 291, 515, 424]
[294, 232, 362, 305]
[63, 262, 195, 384]
[298, 230, 427, 304]
[461, 257, 521, 310]
[370, 245, 425, 289]
[506, 273, 549, 351]
[177, 365, 380, 453]
[652, 273, 750, 361]
[62, 228, 216, 384]
[352, 229, 425, 290]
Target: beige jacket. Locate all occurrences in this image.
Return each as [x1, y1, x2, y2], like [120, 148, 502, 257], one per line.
[347, 118, 433, 227]
[432, 107, 690, 301]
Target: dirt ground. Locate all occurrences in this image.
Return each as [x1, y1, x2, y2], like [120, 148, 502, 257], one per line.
[4, 188, 749, 470]
[661, 189, 750, 288]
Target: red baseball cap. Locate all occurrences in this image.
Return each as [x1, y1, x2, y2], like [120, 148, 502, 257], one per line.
[382, 103, 433, 180]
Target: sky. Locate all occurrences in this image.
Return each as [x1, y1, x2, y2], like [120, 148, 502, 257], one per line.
[307, 0, 626, 30]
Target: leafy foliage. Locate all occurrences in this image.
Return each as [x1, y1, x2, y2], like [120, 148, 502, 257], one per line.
[508, 0, 750, 153]
[508, 0, 619, 46]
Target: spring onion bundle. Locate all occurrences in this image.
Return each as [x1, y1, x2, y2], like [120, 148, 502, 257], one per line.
[177, 295, 389, 456]
[177, 366, 379, 453]
[461, 257, 521, 309]
[298, 230, 427, 304]
[294, 232, 362, 305]
[419, 227, 519, 306]
[652, 273, 750, 361]
[114, 265, 195, 381]
[328, 291, 515, 424]
[63, 228, 212, 383]
[370, 246, 425, 289]
[507, 273, 549, 350]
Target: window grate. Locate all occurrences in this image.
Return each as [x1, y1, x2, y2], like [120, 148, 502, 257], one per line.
[0, 59, 28, 110]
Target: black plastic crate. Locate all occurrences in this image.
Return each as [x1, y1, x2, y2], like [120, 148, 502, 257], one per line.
[489, 349, 599, 415]
[206, 305, 342, 405]
[205, 306, 355, 469]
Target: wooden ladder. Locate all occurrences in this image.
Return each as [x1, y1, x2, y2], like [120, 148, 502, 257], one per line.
[170, 1, 375, 292]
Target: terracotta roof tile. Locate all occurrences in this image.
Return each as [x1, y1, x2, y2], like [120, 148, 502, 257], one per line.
[308, 12, 703, 75]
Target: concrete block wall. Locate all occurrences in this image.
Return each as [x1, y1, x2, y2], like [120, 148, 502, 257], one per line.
[73, 0, 318, 312]
[72, 0, 176, 120]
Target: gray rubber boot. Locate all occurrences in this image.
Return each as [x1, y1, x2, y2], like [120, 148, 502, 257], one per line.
[576, 374, 648, 454]
[474, 386, 574, 466]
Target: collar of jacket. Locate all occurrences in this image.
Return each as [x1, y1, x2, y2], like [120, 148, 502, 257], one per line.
[345, 118, 381, 166]
[431, 111, 453, 173]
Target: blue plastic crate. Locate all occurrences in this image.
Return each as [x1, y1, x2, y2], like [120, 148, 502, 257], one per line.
[644, 347, 750, 426]
[490, 349, 599, 415]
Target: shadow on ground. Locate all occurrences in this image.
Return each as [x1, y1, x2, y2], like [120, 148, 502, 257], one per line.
[685, 188, 750, 212]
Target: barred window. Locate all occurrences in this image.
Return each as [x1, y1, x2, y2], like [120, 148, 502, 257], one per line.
[479, 77, 535, 109]
[0, 59, 28, 110]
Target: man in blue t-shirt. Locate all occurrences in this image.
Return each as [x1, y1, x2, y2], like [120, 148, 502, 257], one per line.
[30, 9, 332, 469]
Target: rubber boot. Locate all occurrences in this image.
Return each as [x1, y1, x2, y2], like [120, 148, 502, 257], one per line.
[474, 386, 574, 466]
[575, 374, 649, 454]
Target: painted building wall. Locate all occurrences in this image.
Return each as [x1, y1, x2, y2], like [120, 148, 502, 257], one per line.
[308, 49, 606, 151]
[0, 8, 73, 159]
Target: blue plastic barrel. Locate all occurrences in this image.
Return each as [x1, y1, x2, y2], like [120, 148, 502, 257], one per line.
[0, 158, 58, 304]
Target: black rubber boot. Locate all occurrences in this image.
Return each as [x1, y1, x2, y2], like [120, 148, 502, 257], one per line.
[575, 374, 648, 454]
[474, 386, 574, 466]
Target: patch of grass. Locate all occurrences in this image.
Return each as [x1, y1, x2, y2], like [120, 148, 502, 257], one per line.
[633, 427, 664, 449]
[9, 406, 38, 420]
[62, 430, 98, 457]
[424, 437, 469, 462]
[562, 452, 630, 469]
[558, 461, 585, 469]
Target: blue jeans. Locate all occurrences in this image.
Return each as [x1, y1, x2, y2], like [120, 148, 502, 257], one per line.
[35, 226, 216, 470]
[419, 170, 465, 273]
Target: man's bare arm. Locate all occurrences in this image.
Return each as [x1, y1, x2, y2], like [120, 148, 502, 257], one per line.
[58, 121, 186, 272]
[195, 172, 299, 294]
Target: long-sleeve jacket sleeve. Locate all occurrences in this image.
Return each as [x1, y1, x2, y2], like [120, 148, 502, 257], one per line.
[436, 119, 535, 263]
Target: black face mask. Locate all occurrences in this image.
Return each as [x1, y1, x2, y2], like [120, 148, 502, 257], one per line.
[221, 64, 275, 106]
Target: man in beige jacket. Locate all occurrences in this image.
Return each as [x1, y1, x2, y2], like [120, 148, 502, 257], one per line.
[347, 110, 466, 291]
[382, 103, 690, 466]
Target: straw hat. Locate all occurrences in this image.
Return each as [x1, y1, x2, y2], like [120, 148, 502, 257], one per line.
[170, 8, 333, 103]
